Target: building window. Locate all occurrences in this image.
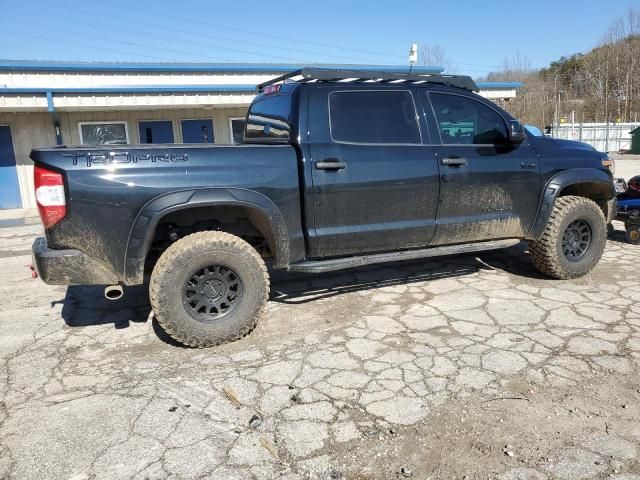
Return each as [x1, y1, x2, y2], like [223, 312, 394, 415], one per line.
[181, 119, 214, 144]
[79, 122, 129, 145]
[229, 117, 246, 144]
[329, 91, 421, 144]
[138, 120, 175, 144]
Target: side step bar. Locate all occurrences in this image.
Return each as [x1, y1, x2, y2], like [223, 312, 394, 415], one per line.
[288, 239, 521, 274]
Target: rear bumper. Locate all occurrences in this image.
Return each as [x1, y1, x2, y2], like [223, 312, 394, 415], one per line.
[32, 237, 119, 286]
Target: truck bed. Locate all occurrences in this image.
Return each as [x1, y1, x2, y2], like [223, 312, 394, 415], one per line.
[31, 144, 304, 285]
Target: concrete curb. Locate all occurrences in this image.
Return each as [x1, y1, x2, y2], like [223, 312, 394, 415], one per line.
[0, 208, 38, 221]
[0, 209, 40, 228]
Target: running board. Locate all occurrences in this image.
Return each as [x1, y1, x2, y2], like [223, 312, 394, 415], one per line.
[288, 239, 521, 274]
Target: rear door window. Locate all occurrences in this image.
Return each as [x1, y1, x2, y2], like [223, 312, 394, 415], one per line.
[329, 91, 421, 144]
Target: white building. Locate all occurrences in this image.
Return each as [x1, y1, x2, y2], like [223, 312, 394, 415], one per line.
[0, 60, 521, 210]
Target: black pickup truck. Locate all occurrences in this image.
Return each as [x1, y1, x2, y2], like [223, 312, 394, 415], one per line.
[31, 68, 616, 347]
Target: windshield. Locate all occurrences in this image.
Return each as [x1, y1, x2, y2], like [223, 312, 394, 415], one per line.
[525, 125, 544, 137]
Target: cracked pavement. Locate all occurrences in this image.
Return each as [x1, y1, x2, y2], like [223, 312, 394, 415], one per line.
[0, 221, 639, 480]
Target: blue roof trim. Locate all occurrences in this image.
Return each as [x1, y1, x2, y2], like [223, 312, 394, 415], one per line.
[476, 81, 523, 89]
[0, 60, 444, 74]
[0, 81, 518, 96]
[0, 85, 258, 94]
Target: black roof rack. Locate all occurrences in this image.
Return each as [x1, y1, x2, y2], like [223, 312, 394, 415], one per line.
[257, 67, 478, 93]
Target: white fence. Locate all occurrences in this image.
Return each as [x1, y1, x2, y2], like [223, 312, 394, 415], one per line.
[551, 122, 639, 153]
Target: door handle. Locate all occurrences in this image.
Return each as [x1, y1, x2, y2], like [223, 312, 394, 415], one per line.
[521, 161, 538, 169]
[441, 155, 467, 167]
[315, 159, 347, 170]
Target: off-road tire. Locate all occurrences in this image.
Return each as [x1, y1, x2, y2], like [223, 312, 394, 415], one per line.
[529, 195, 606, 279]
[150, 231, 269, 347]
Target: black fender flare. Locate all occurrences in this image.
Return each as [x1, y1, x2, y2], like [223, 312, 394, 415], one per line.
[123, 188, 290, 285]
[528, 168, 615, 240]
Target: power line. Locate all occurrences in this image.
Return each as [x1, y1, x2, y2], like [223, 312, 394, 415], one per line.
[5, 0, 520, 72]
[15, 3, 386, 65]
[2, 19, 499, 73]
[0, 29, 176, 62]
[4, 17, 305, 64]
[70, 6, 382, 64]
[98, 0, 407, 61]
[5, 0, 573, 74]
[6, 19, 312, 64]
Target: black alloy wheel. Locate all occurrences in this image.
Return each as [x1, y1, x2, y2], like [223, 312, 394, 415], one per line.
[561, 219, 592, 262]
[182, 264, 243, 322]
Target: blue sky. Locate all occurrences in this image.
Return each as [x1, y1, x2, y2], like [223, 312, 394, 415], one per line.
[0, 0, 637, 78]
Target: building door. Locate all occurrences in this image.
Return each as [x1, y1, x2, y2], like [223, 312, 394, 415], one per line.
[0, 126, 22, 209]
[181, 119, 214, 143]
[138, 121, 174, 144]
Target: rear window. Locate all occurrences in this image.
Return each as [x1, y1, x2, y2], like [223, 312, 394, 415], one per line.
[244, 94, 291, 142]
[329, 91, 420, 144]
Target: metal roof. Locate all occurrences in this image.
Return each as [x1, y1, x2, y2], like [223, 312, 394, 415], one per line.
[476, 81, 523, 89]
[0, 82, 518, 96]
[0, 60, 444, 74]
[0, 85, 257, 94]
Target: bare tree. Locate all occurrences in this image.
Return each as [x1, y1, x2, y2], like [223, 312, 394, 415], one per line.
[418, 44, 452, 71]
[487, 52, 533, 82]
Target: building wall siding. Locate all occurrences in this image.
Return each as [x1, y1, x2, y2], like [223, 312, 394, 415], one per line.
[0, 71, 280, 88]
[0, 106, 249, 208]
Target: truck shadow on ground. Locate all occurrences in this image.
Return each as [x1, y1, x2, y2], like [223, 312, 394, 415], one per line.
[60, 283, 152, 329]
[59, 283, 184, 346]
[269, 242, 541, 304]
[59, 243, 539, 333]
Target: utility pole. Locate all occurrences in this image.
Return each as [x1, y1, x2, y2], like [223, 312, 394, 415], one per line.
[409, 44, 418, 73]
[554, 74, 560, 135]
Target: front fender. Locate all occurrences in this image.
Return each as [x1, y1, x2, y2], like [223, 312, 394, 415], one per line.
[528, 168, 615, 240]
[123, 187, 290, 285]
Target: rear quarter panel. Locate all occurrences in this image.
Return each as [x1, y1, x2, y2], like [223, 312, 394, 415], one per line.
[31, 144, 302, 281]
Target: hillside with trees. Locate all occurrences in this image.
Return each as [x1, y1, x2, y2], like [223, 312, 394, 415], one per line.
[482, 8, 640, 128]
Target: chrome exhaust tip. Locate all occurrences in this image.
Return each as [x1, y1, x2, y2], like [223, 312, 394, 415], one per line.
[104, 285, 124, 301]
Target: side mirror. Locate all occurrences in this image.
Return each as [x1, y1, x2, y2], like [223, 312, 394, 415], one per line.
[509, 120, 527, 144]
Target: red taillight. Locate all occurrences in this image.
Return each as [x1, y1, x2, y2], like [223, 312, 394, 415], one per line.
[34, 166, 66, 228]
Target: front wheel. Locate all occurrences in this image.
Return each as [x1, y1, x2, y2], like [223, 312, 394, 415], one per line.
[529, 196, 607, 279]
[150, 231, 269, 347]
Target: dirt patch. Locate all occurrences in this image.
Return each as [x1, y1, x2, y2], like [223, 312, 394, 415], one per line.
[337, 374, 640, 479]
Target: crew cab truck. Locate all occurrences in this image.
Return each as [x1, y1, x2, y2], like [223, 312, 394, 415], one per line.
[31, 68, 616, 347]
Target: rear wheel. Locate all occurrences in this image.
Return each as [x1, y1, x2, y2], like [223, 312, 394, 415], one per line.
[150, 231, 269, 347]
[529, 196, 606, 279]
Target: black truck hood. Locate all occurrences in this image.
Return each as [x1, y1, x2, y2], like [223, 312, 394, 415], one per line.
[548, 137, 596, 151]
